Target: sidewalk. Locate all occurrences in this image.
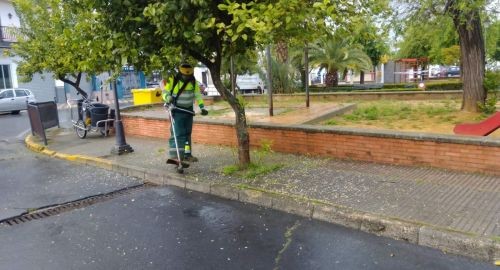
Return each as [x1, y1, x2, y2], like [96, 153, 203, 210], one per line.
[26, 128, 500, 263]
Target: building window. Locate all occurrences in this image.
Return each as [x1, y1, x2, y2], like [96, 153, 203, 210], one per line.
[0, 65, 12, 89]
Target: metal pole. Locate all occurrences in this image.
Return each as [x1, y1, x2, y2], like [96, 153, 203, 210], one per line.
[266, 45, 273, 116]
[304, 45, 309, 108]
[111, 78, 133, 155]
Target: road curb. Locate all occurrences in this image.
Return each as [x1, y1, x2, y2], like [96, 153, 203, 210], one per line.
[24, 134, 499, 263]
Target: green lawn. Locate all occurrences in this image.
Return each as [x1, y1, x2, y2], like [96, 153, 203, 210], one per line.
[323, 100, 492, 135]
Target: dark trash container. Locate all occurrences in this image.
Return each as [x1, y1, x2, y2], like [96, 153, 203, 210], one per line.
[77, 99, 85, 121]
[108, 109, 115, 128]
[89, 103, 109, 127]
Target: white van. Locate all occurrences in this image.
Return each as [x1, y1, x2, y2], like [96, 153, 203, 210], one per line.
[236, 74, 264, 94]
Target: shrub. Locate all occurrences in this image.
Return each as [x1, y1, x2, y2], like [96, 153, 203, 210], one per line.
[478, 71, 500, 115]
[484, 71, 500, 92]
[306, 81, 462, 92]
[425, 82, 462, 90]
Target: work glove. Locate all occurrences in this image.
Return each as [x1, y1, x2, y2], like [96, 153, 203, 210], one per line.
[201, 108, 208, 116]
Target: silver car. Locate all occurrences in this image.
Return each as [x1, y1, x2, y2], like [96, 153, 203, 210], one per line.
[0, 88, 37, 114]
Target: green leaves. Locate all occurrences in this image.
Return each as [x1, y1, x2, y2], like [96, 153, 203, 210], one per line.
[11, 0, 116, 95]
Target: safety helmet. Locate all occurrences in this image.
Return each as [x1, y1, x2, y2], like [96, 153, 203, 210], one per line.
[179, 63, 194, 76]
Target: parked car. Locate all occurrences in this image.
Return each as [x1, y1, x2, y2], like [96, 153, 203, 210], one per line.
[429, 67, 441, 78]
[236, 74, 264, 94]
[0, 88, 37, 114]
[446, 66, 460, 77]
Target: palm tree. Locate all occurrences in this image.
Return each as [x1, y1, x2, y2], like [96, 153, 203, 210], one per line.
[266, 56, 298, 94]
[289, 45, 307, 89]
[309, 37, 372, 87]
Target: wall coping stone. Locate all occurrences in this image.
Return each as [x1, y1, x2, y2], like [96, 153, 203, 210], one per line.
[275, 90, 463, 96]
[122, 113, 500, 147]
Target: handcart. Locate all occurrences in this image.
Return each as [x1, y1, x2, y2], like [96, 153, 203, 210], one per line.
[67, 97, 115, 139]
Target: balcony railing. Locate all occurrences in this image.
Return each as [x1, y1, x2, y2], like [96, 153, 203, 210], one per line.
[0, 26, 20, 43]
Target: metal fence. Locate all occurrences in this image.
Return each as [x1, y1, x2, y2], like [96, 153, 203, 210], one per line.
[27, 101, 59, 145]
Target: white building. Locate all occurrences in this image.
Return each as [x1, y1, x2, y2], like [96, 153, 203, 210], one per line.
[0, 0, 59, 102]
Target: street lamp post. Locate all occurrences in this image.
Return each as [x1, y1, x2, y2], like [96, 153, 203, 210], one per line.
[111, 79, 133, 155]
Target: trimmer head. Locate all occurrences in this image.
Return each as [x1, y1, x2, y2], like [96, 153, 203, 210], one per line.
[166, 158, 190, 168]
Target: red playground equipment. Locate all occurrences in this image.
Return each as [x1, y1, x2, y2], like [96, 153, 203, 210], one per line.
[453, 112, 500, 136]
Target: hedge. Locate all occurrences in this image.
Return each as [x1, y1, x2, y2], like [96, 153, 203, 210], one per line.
[304, 81, 462, 93]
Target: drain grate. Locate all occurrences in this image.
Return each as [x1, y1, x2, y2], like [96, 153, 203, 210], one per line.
[0, 184, 147, 227]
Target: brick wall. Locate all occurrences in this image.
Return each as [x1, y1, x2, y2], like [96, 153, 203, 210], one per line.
[123, 115, 500, 176]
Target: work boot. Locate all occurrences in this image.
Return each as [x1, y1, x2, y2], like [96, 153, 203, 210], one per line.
[166, 158, 190, 168]
[184, 155, 199, 162]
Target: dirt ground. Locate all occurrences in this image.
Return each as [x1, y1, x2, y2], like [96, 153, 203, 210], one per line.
[204, 103, 349, 124]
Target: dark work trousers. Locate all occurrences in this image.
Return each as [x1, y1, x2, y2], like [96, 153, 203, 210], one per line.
[168, 109, 193, 159]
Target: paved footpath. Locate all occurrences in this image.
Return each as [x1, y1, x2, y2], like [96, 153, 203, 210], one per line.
[26, 128, 500, 264]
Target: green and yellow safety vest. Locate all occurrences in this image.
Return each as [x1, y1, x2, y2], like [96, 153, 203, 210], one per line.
[162, 76, 205, 110]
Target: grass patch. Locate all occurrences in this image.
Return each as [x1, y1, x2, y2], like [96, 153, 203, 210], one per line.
[340, 101, 458, 122]
[222, 139, 283, 179]
[325, 119, 339, 125]
[335, 100, 462, 123]
[342, 102, 408, 121]
[208, 108, 231, 116]
[222, 164, 240, 175]
[322, 99, 494, 135]
[222, 163, 284, 179]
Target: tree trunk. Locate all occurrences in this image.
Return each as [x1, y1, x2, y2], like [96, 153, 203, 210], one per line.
[325, 70, 338, 87]
[209, 66, 251, 167]
[59, 73, 88, 98]
[449, 3, 486, 112]
[341, 68, 348, 81]
[275, 40, 288, 63]
[360, 71, 365, 84]
[300, 68, 306, 89]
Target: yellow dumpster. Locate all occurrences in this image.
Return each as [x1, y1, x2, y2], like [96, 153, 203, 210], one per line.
[131, 88, 163, 105]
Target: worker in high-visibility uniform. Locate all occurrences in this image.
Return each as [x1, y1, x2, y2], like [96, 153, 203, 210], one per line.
[162, 63, 208, 164]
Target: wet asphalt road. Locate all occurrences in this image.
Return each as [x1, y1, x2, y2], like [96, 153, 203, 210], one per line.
[0, 111, 141, 220]
[0, 111, 496, 269]
[0, 187, 495, 270]
[0, 111, 32, 142]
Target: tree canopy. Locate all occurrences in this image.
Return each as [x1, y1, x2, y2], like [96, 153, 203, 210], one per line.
[309, 36, 373, 86]
[393, 0, 497, 111]
[12, 0, 114, 97]
[484, 19, 500, 63]
[14, 0, 388, 166]
[82, 0, 386, 165]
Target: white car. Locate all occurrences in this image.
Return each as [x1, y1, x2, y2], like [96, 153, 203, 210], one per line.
[0, 88, 37, 114]
[236, 74, 264, 94]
